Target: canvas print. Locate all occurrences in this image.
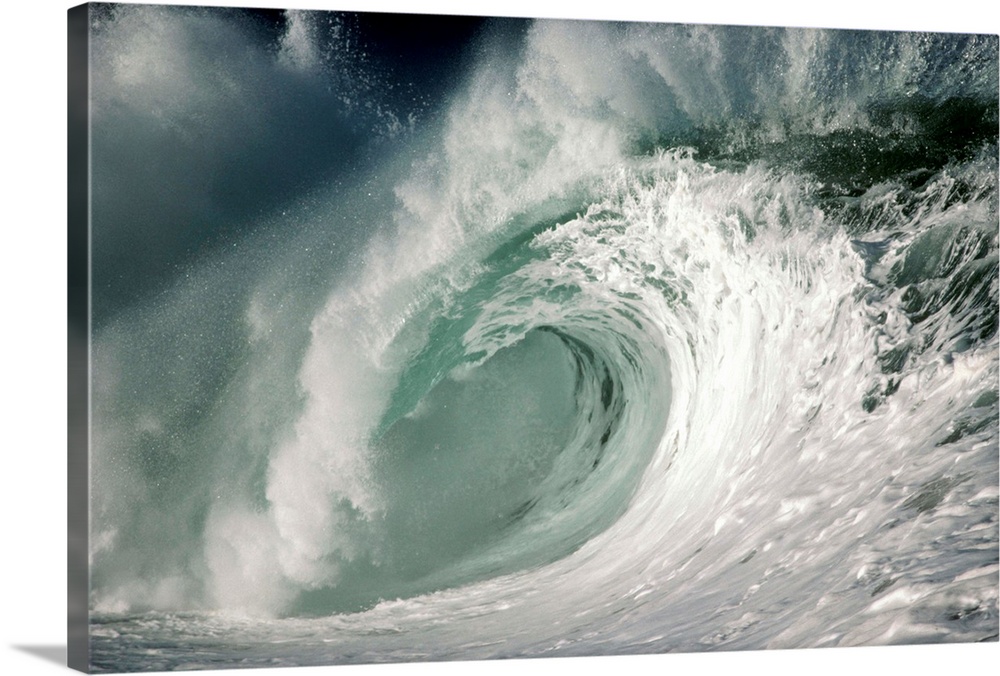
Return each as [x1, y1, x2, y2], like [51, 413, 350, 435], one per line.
[68, 2, 999, 673]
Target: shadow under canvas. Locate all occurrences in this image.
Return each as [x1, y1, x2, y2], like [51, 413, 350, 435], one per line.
[13, 645, 67, 667]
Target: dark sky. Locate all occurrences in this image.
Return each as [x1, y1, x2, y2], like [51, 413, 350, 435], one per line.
[87, 5, 510, 325]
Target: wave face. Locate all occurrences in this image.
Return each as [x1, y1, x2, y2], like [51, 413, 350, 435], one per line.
[87, 5, 999, 671]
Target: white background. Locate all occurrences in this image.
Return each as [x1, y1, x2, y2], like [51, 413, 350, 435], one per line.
[2, 1, 997, 675]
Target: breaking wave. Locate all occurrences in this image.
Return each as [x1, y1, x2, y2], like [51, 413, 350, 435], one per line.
[86, 6, 998, 670]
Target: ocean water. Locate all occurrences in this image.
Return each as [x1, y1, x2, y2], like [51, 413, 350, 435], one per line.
[84, 4, 999, 671]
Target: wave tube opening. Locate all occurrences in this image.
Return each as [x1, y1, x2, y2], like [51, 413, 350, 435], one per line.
[289, 319, 669, 615]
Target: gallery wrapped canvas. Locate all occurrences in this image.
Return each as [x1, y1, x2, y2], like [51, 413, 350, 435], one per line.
[68, 2, 999, 673]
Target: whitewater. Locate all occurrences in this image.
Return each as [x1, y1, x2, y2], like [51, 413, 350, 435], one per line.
[84, 5, 998, 671]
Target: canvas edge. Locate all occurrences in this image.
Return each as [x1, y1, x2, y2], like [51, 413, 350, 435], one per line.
[68, 3, 92, 673]
[57, 5, 1000, 674]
